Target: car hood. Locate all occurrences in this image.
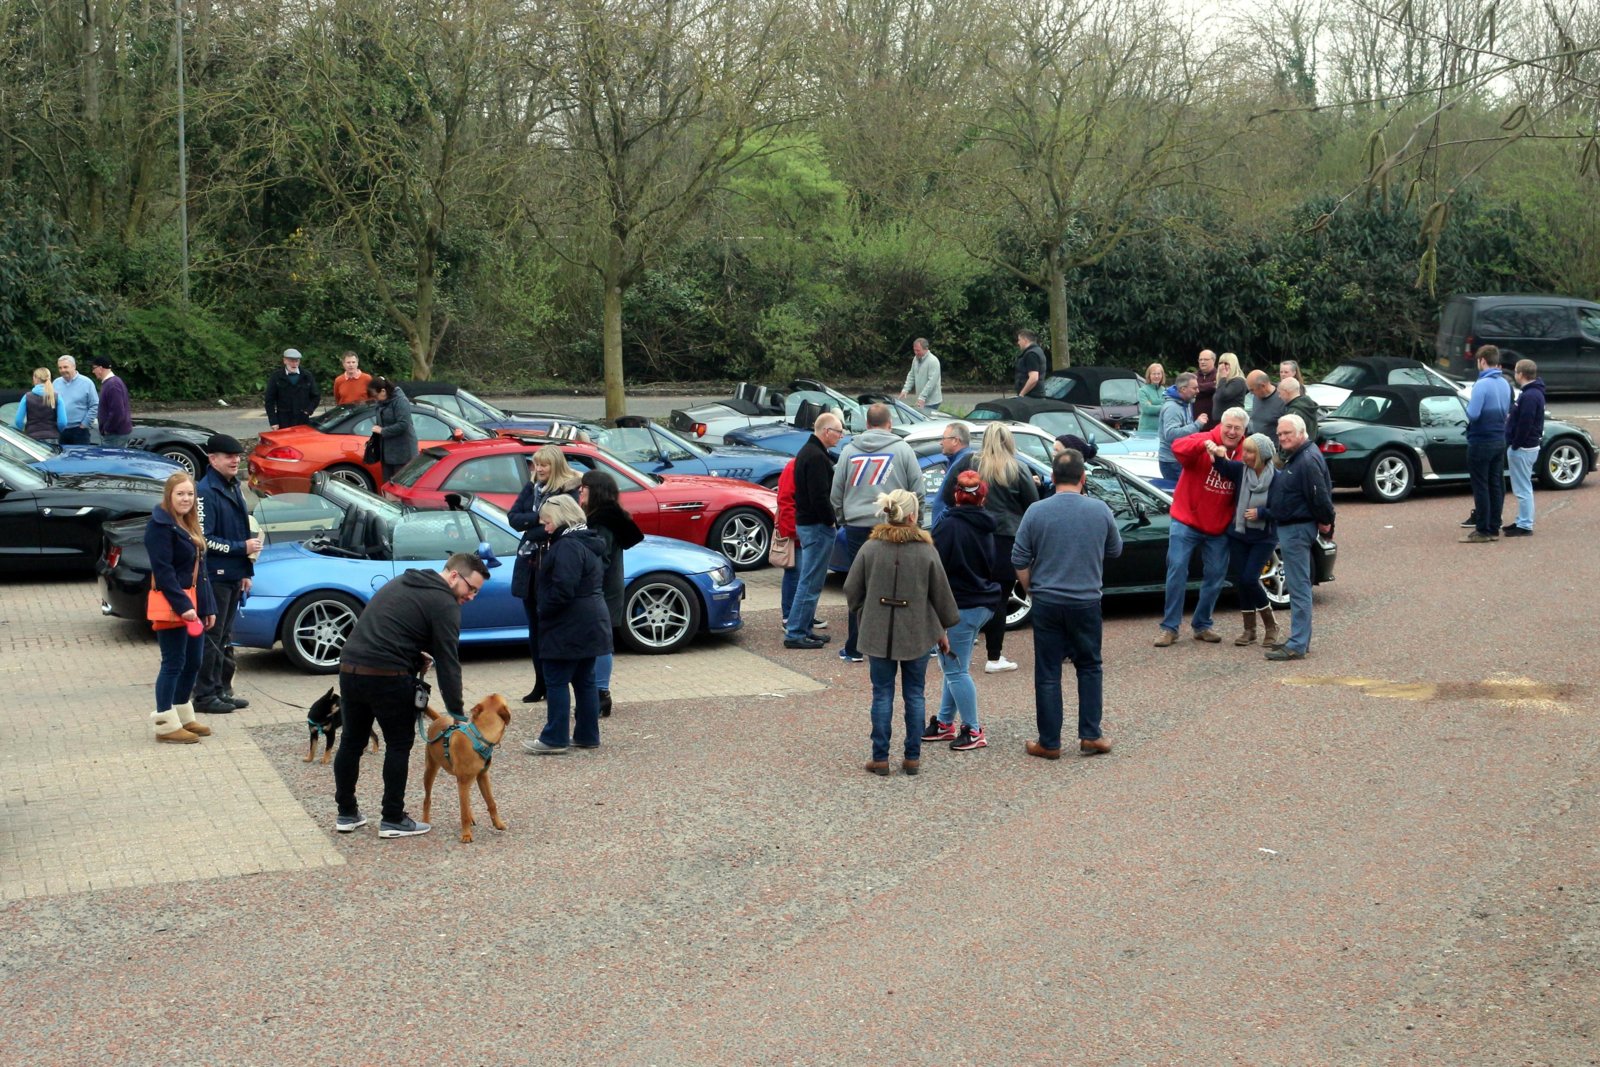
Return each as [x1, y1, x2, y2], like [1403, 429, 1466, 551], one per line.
[49, 471, 168, 495]
[132, 417, 216, 438]
[631, 533, 735, 573]
[707, 441, 790, 459]
[54, 447, 182, 476]
[655, 473, 777, 507]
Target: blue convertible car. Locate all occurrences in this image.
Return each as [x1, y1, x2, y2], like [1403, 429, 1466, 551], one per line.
[97, 476, 745, 673]
[0, 423, 183, 481]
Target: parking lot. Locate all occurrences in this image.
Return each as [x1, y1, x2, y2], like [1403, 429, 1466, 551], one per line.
[3, 430, 1599, 1063]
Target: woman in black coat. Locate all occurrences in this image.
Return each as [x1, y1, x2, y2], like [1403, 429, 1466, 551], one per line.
[508, 444, 582, 703]
[580, 469, 643, 717]
[367, 377, 418, 485]
[523, 495, 613, 754]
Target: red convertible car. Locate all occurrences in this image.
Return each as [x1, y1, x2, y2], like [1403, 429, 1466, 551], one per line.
[384, 436, 778, 569]
[249, 402, 491, 495]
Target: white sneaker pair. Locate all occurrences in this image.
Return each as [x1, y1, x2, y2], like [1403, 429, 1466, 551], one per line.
[984, 656, 1019, 674]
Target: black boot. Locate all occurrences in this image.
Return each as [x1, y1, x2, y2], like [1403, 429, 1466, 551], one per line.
[598, 689, 612, 718]
[522, 683, 546, 704]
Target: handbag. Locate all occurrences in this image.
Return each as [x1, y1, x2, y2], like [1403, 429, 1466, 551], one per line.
[768, 534, 795, 569]
[362, 432, 381, 465]
[147, 558, 200, 627]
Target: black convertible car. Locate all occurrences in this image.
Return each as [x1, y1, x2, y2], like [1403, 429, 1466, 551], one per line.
[0, 452, 165, 573]
[1317, 384, 1596, 502]
[1, 388, 219, 475]
[1036, 367, 1142, 429]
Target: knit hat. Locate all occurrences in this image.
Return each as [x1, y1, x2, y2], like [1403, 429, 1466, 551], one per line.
[1246, 432, 1277, 464]
[1054, 433, 1099, 461]
[951, 468, 987, 507]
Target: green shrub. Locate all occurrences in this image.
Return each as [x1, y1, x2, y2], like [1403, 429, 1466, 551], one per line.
[85, 304, 263, 400]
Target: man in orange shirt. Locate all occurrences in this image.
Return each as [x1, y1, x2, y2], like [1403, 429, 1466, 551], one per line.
[331, 351, 373, 407]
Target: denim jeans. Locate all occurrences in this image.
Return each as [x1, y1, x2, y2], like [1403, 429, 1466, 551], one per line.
[1031, 599, 1103, 750]
[841, 525, 872, 655]
[938, 604, 993, 729]
[102, 433, 132, 449]
[195, 579, 240, 701]
[786, 524, 835, 641]
[154, 626, 205, 711]
[1467, 438, 1506, 536]
[1158, 458, 1181, 482]
[780, 537, 801, 620]
[541, 657, 600, 747]
[594, 652, 613, 690]
[1161, 519, 1229, 633]
[1228, 536, 1278, 611]
[1277, 523, 1317, 654]
[868, 653, 930, 761]
[334, 672, 417, 823]
[1507, 446, 1537, 530]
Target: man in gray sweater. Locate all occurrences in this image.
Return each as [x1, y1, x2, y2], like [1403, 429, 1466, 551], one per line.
[1012, 450, 1123, 758]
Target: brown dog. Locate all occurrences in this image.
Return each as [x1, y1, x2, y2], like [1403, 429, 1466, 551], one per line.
[421, 695, 510, 843]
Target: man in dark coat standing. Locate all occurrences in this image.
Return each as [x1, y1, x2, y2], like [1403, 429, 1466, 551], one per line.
[193, 434, 263, 713]
[265, 348, 320, 429]
[784, 411, 843, 649]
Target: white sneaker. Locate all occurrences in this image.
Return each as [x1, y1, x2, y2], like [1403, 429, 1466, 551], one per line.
[985, 657, 1019, 673]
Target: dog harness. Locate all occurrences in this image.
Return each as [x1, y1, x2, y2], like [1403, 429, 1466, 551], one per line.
[436, 716, 495, 768]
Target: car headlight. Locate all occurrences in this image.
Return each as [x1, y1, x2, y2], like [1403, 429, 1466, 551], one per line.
[711, 565, 734, 586]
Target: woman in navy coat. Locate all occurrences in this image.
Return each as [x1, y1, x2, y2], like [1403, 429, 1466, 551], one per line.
[523, 495, 613, 754]
[144, 472, 218, 744]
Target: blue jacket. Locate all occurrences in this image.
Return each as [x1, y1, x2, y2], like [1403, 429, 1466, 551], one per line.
[1264, 443, 1335, 527]
[929, 446, 971, 524]
[1465, 369, 1513, 443]
[196, 468, 256, 583]
[1158, 386, 1202, 468]
[13, 385, 68, 435]
[509, 476, 580, 599]
[1505, 378, 1545, 450]
[932, 503, 1001, 610]
[536, 527, 613, 660]
[144, 505, 217, 620]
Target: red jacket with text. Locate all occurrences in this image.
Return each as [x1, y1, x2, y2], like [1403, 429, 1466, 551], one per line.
[1170, 426, 1243, 535]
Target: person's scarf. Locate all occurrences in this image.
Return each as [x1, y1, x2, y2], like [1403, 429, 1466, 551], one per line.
[1234, 433, 1278, 534]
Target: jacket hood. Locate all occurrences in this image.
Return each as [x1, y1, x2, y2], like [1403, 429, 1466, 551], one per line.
[398, 569, 453, 596]
[1164, 385, 1183, 400]
[149, 504, 184, 531]
[1521, 378, 1545, 394]
[849, 429, 901, 452]
[939, 505, 998, 534]
[585, 500, 644, 547]
[869, 522, 932, 544]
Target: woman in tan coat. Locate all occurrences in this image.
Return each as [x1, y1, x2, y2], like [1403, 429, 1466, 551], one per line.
[843, 489, 960, 776]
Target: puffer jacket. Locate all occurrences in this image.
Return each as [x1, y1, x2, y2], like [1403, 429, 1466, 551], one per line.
[536, 526, 614, 660]
[843, 523, 960, 661]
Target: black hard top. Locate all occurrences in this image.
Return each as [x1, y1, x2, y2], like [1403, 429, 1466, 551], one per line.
[397, 380, 461, 396]
[1045, 366, 1139, 386]
[1341, 384, 1460, 427]
[968, 396, 1081, 421]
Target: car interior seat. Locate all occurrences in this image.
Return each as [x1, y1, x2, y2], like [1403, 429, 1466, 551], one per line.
[1356, 398, 1382, 422]
[793, 399, 824, 431]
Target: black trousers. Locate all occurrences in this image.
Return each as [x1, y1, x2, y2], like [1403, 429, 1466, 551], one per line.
[195, 579, 241, 701]
[333, 672, 417, 823]
[523, 597, 546, 692]
[983, 534, 1016, 661]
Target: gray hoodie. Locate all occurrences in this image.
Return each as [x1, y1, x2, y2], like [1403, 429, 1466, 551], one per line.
[830, 429, 925, 526]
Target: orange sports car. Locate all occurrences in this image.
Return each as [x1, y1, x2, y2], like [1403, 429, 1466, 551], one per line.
[249, 402, 491, 495]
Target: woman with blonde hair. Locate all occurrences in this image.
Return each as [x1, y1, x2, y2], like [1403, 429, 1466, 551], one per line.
[1138, 362, 1167, 433]
[1214, 353, 1247, 417]
[947, 423, 1039, 673]
[844, 489, 959, 775]
[13, 368, 62, 442]
[509, 444, 583, 703]
[143, 472, 217, 743]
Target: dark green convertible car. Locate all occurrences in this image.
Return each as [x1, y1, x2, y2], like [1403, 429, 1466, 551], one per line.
[1317, 384, 1596, 502]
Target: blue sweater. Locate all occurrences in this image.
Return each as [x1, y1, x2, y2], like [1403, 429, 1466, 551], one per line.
[1505, 378, 1545, 450]
[1465, 369, 1513, 443]
[53, 374, 98, 429]
[1158, 387, 1201, 468]
[1011, 490, 1122, 605]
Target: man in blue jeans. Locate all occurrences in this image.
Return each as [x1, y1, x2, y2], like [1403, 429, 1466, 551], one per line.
[1264, 414, 1335, 661]
[1012, 450, 1123, 758]
[1461, 344, 1513, 544]
[1502, 358, 1544, 538]
[784, 413, 843, 649]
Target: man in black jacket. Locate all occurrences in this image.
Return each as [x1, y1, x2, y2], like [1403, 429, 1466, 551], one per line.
[784, 412, 843, 649]
[264, 348, 320, 429]
[1263, 414, 1335, 662]
[193, 434, 263, 713]
[333, 553, 488, 838]
[1014, 330, 1047, 397]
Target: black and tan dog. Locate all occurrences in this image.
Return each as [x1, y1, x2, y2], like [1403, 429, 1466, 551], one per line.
[421, 695, 511, 843]
[304, 687, 380, 764]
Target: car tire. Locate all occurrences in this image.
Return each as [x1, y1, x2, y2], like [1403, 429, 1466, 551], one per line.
[760, 474, 781, 490]
[1003, 580, 1032, 631]
[1538, 437, 1589, 490]
[710, 507, 772, 570]
[618, 573, 702, 654]
[1261, 547, 1290, 610]
[1361, 449, 1415, 502]
[281, 591, 364, 673]
[325, 464, 377, 492]
[157, 445, 201, 476]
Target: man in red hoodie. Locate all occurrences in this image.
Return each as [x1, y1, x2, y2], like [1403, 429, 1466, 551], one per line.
[1154, 407, 1248, 646]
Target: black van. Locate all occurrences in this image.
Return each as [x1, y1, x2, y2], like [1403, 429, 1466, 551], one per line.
[1437, 294, 1600, 392]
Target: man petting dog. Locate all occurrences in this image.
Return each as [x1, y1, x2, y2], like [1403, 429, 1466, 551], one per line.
[333, 552, 488, 839]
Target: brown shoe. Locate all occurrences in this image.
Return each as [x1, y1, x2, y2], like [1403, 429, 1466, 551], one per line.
[1258, 608, 1279, 648]
[156, 728, 199, 745]
[864, 760, 891, 776]
[901, 758, 921, 776]
[1025, 740, 1062, 760]
[1234, 611, 1257, 646]
[1079, 738, 1113, 755]
[1153, 629, 1177, 648]
[1193, 628, 1222, 643]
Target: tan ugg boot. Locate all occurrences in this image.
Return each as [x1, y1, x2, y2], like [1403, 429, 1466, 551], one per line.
[152, 709, 198, 744]
[1259, 608, 1281, 649]
[1234, 611, 1257, 646]
[173, 701, 211, 737]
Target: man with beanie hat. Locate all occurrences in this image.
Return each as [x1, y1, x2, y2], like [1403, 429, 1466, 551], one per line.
[1207, 431, 1281, 647]
[265, 348, 320, 429]
[193, 433, 263, 713]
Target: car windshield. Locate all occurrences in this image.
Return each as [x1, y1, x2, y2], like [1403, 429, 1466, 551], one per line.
[1331, 394, 1393, 422]
[1100, 379, 1139, 406]
[469, 496, 515, 532]
[1320, 365, 1370, 388]
[0, 424, 54, 462]
[454, 388, 506, 422]
[310, 403, 367, 430]
[317, 474, 403, 524]
[0, 452, 49, 489]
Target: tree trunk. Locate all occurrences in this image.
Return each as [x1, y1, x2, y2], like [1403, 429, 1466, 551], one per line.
[602, 262, 626, 420]
[1047, 254, 1072, 368]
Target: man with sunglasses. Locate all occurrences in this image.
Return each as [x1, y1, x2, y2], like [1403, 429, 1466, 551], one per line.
[333, 551, 489, 839]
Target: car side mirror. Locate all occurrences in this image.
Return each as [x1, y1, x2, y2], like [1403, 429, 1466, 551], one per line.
[1131, 502, 1149, 527]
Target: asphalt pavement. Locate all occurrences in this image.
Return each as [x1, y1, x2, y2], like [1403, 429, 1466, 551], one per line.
[2, 470, 1597, 1063]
